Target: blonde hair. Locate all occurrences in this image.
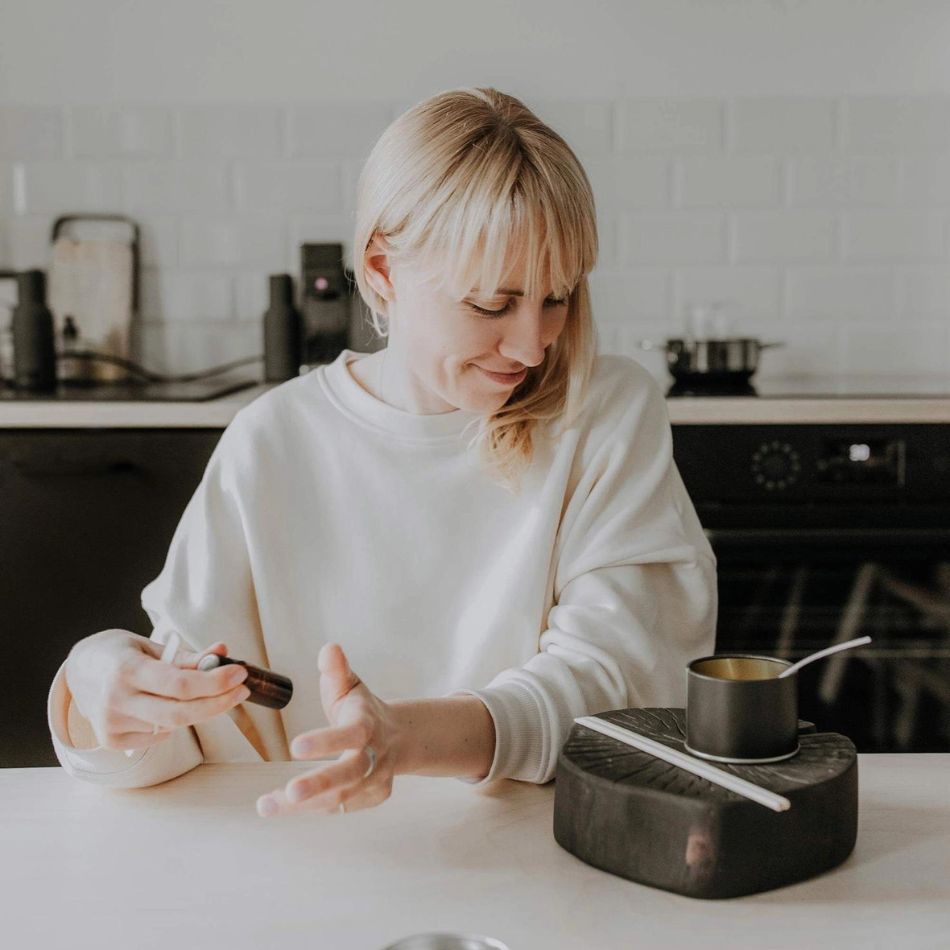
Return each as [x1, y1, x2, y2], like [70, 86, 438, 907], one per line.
[353, 87, 600, 495]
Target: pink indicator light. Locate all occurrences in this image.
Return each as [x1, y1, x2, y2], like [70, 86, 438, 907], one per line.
[314, 277, 329, 291]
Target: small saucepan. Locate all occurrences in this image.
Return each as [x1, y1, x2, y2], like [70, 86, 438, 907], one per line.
[639, 337, 784, 386]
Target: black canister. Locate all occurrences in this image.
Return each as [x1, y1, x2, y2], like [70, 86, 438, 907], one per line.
[685, 654, 799, 764]
[197, 653, 294, 710]
[263, 273, 302, 382]
[12, 269, 58, 391]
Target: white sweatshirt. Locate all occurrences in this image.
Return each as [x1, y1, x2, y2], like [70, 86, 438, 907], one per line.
[47, 348, 717, 789]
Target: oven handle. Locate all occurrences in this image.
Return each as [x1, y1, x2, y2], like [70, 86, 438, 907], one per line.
[704, 527, 950, 547]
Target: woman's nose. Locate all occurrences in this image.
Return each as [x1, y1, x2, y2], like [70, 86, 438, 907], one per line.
[500, 310, 547, 365]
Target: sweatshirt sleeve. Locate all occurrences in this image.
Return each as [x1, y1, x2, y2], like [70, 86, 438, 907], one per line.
[46, 411, 269, 788]
[449, 361, 718, 786]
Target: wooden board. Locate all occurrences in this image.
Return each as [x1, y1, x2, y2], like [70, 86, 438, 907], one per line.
[553, 707, 858, 899]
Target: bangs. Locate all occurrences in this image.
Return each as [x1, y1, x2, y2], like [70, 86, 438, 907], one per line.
[407, 159, 595, 303]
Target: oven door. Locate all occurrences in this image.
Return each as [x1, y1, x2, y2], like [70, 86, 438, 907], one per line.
[706, 525, 950, 753]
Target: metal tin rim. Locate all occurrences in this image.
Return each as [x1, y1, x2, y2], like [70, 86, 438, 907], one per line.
[687, 653, 795, 682]
[381, 933, 510, 950]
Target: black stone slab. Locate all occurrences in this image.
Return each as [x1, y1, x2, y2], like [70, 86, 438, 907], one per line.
[553, 707, 857, 900]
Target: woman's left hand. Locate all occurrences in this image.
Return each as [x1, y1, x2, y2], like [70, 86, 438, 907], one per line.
[256, 642, 400, 818]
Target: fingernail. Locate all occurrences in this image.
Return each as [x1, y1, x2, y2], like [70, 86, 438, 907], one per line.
[229, 667, 248, 684]
[287, 784, 307, 803]
[291, 741, 311, 757]
[236, 687, 251, 702]
[257, 796, 278, 817]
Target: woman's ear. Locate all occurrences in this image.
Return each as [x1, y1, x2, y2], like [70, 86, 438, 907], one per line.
[363, 233, 395, 304]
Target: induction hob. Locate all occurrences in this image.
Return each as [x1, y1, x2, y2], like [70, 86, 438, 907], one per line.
[0, 374, 260, 402]
[666, 374, 950, 399]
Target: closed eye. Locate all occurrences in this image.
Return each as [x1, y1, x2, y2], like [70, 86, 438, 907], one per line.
[469, 297, 568, 317]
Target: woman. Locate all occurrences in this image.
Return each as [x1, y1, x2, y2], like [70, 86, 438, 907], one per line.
[49, 87, 717, 819]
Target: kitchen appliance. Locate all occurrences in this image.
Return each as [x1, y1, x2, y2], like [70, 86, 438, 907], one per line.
[0, 374, 258, 401]
[47, 214, 139, 382]
[670, 379, 950, 753]
[299, 242, 383, 367]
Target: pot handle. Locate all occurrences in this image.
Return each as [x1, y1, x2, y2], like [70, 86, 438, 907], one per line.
[759, 341, 785, 349]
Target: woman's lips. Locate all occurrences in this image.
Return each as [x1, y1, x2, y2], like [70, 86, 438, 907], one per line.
[477, 365, 528, 385]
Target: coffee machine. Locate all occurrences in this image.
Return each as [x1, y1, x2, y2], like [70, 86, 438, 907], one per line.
[299, 242, 383, 367]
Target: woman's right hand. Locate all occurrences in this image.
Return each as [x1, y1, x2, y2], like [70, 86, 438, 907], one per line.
[64, 629, 251, 751]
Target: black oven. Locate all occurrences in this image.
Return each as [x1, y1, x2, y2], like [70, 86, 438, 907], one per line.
[672, 422, 950, 753]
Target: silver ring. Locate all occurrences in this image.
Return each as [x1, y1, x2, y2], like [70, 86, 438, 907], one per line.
[152, 723, 160, 735]
[363, 745, 377, 778]
[339, 801, 346, 815]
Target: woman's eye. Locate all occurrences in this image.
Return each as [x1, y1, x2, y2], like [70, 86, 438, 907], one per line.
[469, 298, 567, 317]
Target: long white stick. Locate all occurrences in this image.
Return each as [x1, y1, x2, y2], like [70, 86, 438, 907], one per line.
[573, 716, 792, 813]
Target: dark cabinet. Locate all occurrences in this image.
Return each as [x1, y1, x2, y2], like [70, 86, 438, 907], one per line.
[0, 428, 224, 767]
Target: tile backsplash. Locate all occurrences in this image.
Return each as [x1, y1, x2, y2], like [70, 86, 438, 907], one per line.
[1, 96, 948, 380]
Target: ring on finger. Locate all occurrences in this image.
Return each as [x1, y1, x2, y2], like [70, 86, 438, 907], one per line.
[363, 746, 377, 779]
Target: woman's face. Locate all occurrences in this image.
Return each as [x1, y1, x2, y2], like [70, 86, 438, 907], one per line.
[364, 242, 570, 415]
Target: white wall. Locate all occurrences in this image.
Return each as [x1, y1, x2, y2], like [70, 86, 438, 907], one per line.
[1, 0, 949, 378]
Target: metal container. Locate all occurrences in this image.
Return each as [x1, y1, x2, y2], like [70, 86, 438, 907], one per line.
[381, 934, 510, 950]
[640, 337, 783, 385]
[685, 654, 800, 764]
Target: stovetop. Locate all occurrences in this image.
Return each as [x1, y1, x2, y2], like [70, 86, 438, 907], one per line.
[666, 374, 950, 399]
[0, 375, 260, 402]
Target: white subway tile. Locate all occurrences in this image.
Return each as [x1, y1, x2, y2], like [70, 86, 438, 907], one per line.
[123, 163, 230, 213]
[677, 156, 781, 207]
[291, 215, 358, 271]
[0, 106, 64, 159]
[790, 157, 899, 206]
[732, 98, 837, 153]
[900, 155, 950, 205]
[842, 323, 949, 374]
[618, 100, 724, 152]
[138, 217, 179, 269]
[621, 212, 726, 264]
[177, 104, 282, 159]
[234, 162, 343, 212]
[69, 106, 172, 158]
[899, 265, 950, 319]
[0, 162, 12, 215]
[288, 102, 393, 160]
[588, 268, 671, 321]
[584, 156, 669, 208]
[4, 215, 50, 270]
[786, 265, 898, 319]
[595, 213, 619, 268]
[843, 211, 945, 261]
[172, 321, 262, 374]
[676, 267, 781, 322]
[234, 271, 272, 324]
[17, 161, 122, 214]
[529, 99, 613, 155]
[846, 96, 950, 152]
[748, 321, 842, 377]
[178, 216, 287, 269]
[140, 266, 233, 322]
[733, 210, 836, 262]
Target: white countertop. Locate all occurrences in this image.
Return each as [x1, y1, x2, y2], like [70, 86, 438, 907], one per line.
[2, 757, 948, 948]
[3, 373, 950, 427]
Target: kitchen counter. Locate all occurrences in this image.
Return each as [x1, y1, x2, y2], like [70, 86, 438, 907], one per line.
[2, 371, 950, 427]
[2, 757, 948, 948]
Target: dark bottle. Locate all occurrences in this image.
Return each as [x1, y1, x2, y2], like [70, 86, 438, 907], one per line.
[12, 269, 57, 391]
[263, 273, 302, 382]
[197, 653, 294, 710]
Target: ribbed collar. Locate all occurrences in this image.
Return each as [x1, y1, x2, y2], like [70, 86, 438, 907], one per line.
[317, 349, 484, 442]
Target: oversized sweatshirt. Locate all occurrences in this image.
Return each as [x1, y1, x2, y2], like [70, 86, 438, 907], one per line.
[47, 348, 718, 789]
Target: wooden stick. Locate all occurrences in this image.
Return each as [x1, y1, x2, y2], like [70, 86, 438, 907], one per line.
[573, 716, 792, 813]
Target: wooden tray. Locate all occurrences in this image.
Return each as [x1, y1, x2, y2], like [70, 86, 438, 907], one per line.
[553, 707, 858, 899]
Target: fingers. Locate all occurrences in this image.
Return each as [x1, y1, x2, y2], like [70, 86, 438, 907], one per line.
[319, 643, 363, 720]
[290, 719, 372, 760]
[257, 748, 390, 818]
[124, 682, 251, 731]
[129, 651, 248, 701]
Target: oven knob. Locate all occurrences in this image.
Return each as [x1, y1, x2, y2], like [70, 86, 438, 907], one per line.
[751, 442, 801, 490]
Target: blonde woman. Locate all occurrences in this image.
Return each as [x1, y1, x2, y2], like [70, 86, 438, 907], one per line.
[50, 87, 717, 818]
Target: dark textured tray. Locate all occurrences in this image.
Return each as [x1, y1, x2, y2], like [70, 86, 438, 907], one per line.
[553, 707, 858, 899]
